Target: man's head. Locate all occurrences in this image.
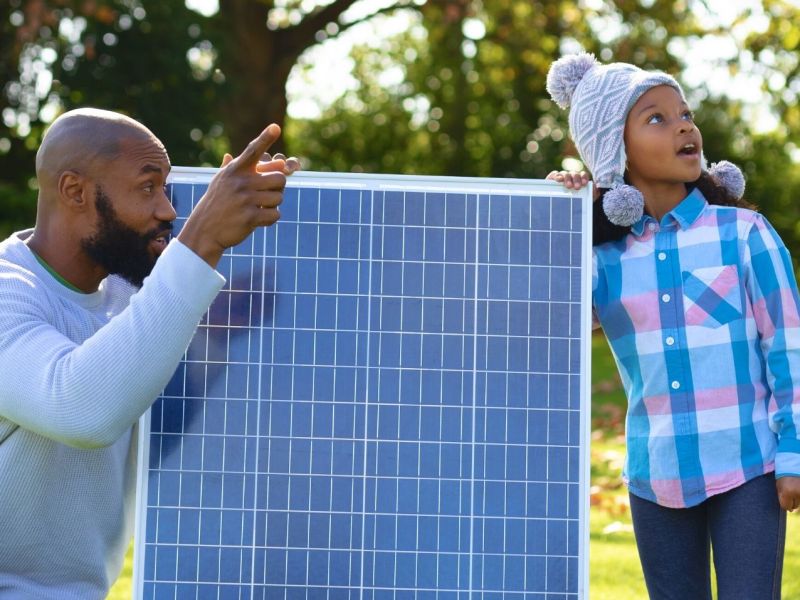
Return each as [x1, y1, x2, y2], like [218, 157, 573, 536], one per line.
[80, 184, 173, 287]
[34, 108, 175, 288]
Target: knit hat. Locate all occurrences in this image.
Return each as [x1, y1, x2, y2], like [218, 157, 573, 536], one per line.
[546, 53, 745, 226]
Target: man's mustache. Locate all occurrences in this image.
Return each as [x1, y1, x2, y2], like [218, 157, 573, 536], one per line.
[146, 222, 174, 239]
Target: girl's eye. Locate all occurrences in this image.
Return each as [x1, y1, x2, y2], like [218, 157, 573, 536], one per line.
[682, 111, 694, 121]
[647, 113, 663, 124]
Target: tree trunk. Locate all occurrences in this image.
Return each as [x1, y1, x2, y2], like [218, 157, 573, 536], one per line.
[216, 0, 294, 155]
[215, 0, 362, 156]
[420, 0, 470, 176]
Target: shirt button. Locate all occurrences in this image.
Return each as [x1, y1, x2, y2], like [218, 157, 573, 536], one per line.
[666, 336, 675, 346]
[658, 252, 667, 261]
[648, 223, 656, 231]
[662, 293, 671, 303]
[671, 381, 681, 390]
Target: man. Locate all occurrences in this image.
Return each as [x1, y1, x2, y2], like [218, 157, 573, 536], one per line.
[0, 108, 297, 598]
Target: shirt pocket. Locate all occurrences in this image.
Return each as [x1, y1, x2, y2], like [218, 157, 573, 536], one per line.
[682, 264, 743, 328]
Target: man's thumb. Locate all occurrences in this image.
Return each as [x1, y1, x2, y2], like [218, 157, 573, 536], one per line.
[220, 153, 233, 168]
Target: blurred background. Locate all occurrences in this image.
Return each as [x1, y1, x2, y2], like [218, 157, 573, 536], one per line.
[4, 0, 800, 262]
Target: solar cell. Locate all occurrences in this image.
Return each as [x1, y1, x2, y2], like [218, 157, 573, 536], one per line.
[134, 170, 592, 599]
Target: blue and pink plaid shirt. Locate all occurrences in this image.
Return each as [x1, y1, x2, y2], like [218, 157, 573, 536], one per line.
[593, 187, 800, 508]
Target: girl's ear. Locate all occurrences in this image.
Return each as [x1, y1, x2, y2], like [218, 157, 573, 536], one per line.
[57, 170, 92, 212]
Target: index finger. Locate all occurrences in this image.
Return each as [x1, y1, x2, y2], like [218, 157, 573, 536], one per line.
[234, 123, 282, 168]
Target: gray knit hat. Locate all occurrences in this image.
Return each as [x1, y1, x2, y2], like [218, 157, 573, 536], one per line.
[546, 53, 745, 226]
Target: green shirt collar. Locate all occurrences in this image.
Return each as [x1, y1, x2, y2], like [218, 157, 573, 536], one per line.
[29, 250, 85, 294]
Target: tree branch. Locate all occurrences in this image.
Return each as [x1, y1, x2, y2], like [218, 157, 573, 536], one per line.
[279, 0, 418, 57]
[280, 0, 360, 52]
[334, 1, 419, 37]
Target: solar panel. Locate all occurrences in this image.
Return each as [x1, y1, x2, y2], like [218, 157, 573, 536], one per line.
[133, 169, 592, 599]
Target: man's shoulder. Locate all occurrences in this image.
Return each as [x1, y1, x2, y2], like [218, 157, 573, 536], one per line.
[0, 231, 40, 287]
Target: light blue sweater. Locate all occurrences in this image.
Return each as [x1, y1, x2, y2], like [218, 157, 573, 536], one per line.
[0, 231, 225, 598]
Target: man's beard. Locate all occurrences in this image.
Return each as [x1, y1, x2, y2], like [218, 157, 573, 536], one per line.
[81, 186, 173, 288]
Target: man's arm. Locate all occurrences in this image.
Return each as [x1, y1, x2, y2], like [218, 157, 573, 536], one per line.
[0, 241, 223, 448]
[0, 123, 293, 448]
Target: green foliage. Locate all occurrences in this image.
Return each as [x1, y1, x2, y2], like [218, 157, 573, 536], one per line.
[4, 0, 800, 267]
[290, 1, 597, 178]
[0, 0, 365, 232]
[290, 0, 800, 270]
[1, 0, 224, 232]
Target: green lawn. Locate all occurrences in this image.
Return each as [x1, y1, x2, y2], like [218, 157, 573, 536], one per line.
[108, 332, 800, 598]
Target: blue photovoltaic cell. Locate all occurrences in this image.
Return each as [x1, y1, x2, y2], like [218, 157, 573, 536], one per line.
[134, 171, 590, 600]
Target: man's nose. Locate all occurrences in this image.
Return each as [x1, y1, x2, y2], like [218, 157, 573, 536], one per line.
[156, 188, 178, 222]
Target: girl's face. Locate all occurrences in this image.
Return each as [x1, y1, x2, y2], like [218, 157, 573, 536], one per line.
[623, 85, 703, 190]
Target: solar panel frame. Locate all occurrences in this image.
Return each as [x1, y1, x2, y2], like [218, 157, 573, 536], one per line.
[133, 168, 593, 599]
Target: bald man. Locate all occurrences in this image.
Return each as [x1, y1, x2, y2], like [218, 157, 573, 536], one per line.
[0, 108, 297, 598]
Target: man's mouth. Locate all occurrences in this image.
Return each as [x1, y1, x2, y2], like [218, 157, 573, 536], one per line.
[150, 234, 169, 254]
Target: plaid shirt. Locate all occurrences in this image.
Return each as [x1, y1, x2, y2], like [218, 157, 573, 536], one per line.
[593, 188, 800, 508]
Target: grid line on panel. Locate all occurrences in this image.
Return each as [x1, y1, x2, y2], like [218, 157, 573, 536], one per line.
[329, 188, 342, 596]
[192, 184, 205, 594]
[277, 216, 574, 235]
[217, 241, 233, 588]
[434, 193, 455, 591]
[306, 189, 320, 592]
[466, 192, 482, 598]
[358, 188, 374, 597]
[140, 533, 582, 552]
[258, 197, 287, 589]
[141, 471, 577, 491]
[247, 226, 269, 595]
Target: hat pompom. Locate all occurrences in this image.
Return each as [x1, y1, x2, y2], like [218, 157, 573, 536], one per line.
[709, 160, 745, 200]
[546, 52, 599, 109]
[603, 185, 644, 227]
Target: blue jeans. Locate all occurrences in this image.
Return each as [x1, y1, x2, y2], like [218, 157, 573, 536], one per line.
[629, 474, 786, 600]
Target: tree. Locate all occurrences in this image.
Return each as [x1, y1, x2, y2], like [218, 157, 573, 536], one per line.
[4, 0, 800, 265]
[0, 0, 418, 235]
[290, 0, 689, 178]
[289, 0, 800, 264]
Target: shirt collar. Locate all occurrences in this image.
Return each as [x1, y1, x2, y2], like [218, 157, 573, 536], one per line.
[630, 186, 707, 236]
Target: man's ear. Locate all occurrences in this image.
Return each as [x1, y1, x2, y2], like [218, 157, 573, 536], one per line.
[57, 170, 92, 211]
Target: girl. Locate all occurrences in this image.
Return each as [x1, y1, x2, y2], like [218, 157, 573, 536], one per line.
[545, 53, 800, 599]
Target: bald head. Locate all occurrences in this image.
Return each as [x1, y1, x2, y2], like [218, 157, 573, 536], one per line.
[36, 108, 164, 193]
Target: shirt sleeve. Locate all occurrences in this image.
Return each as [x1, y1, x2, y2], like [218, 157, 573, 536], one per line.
[0, 240, 225, 449]
[591, 250, 601, 330]
[743, 214, 800, 477]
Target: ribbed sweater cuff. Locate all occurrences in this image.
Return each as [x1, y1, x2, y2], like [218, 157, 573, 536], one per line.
[153, 240, 226, 311]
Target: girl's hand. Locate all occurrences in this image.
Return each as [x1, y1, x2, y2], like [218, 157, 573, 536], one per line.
[546, 170, 600, 200]
[546, 170, 589, 189]
[777, 476, 800, 511]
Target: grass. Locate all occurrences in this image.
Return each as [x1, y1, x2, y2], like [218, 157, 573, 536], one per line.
[107, 332, 800, 598]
